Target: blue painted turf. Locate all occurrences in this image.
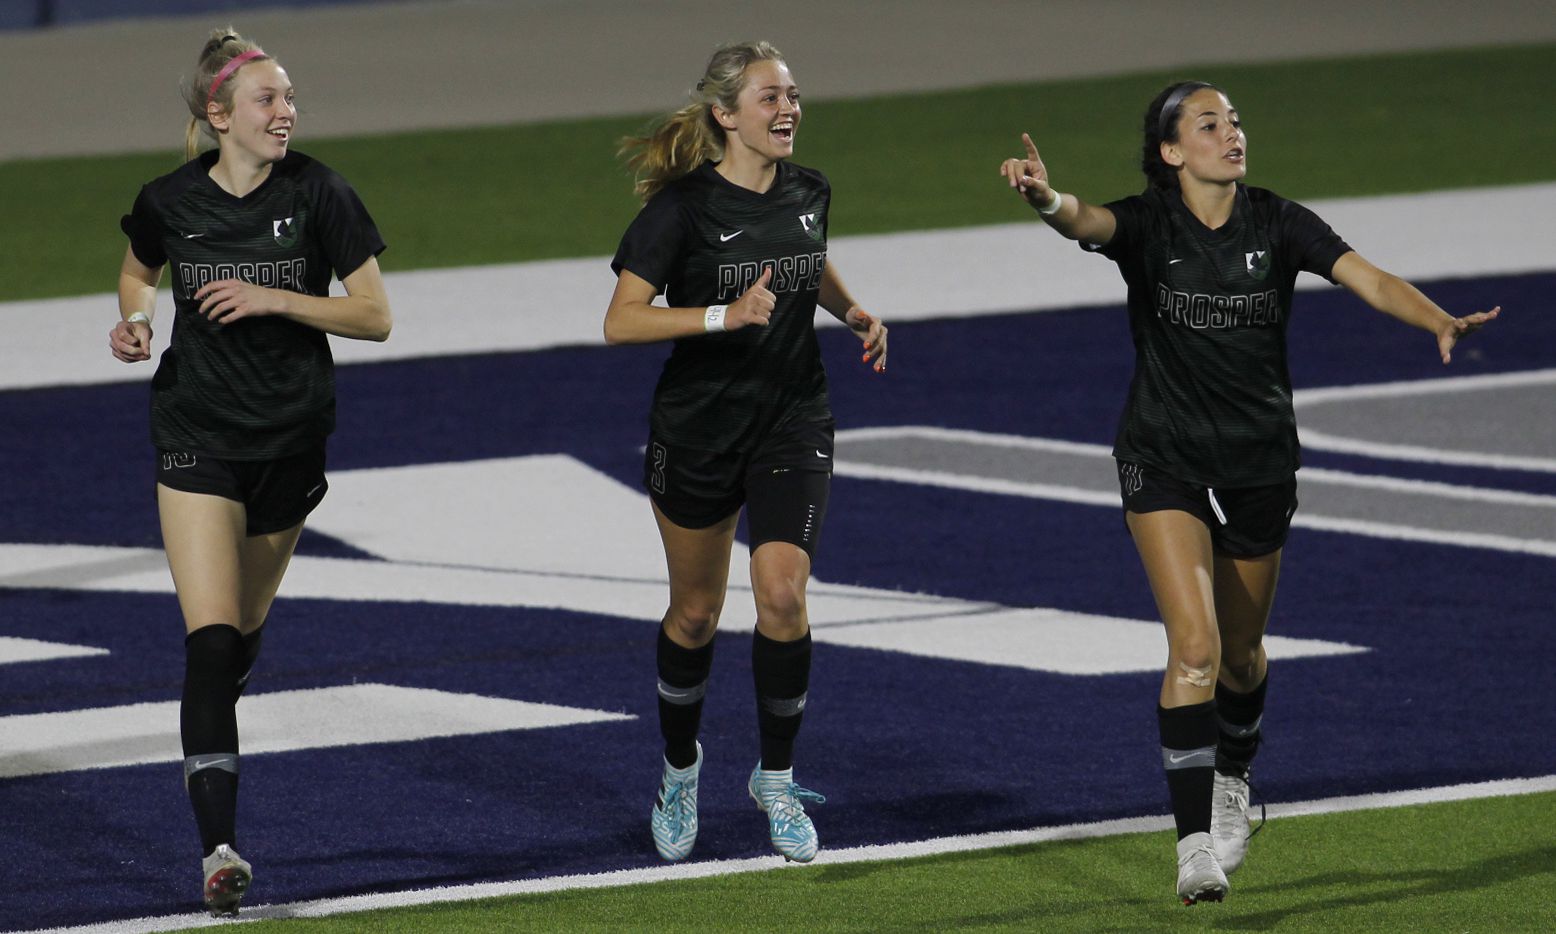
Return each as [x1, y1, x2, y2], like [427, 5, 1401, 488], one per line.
[1, 271, 1552, 929]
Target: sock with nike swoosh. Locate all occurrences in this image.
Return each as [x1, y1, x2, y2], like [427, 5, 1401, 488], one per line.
[182, 624, 245, 854]
[1159, 700, 1218, 840]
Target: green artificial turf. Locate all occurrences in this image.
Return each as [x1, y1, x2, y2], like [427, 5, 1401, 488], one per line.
[230, 789, 1556, 932]
[3, 43, 1552, 302]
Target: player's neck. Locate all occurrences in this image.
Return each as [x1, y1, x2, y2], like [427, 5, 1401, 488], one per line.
[1177, 179, 1237, 230]
[208, 148, 276, 199]
[714, 149, 778, 194]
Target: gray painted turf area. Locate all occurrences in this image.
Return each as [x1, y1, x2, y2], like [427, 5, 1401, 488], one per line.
[2, 0, 1555, 160]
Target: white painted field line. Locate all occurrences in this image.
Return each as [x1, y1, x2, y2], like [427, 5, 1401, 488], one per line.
[26, 774, 1556, 934]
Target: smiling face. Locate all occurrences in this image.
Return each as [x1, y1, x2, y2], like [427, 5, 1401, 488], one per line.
[712, 58, 800, 164]
[1161, 87, 1246, 186]
[208, 60, 295, 166]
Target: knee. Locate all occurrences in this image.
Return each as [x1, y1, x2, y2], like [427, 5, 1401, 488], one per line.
[1168, 637, 1219, 686]
[1219, 641, 1265, 686]
[754, 578, 807, 637]
[665, 599, 722, 645]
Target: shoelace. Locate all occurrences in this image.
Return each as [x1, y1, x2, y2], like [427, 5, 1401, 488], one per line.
[659, 781, 694, 827]
[1244, 777, 1267, 841]
[766, 783, 826, 823]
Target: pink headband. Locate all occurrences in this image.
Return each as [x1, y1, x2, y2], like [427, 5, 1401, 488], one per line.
[206, 49, 268, 112]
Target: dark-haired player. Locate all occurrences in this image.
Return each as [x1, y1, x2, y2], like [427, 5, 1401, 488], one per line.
[999, 81, 1498, 904]
[606, 40, 887, 864]
[109, 26, 390, 916]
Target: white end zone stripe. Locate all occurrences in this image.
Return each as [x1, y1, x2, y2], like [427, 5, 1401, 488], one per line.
[0, 636, 108, 666]
[0, 683, 633, 780]
[27, 775, 1556, 934]
[7, 185, 1555, 393]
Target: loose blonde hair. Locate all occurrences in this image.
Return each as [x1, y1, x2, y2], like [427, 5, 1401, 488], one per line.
[620, 41, 785, 202]
[180, 27, 274, 161]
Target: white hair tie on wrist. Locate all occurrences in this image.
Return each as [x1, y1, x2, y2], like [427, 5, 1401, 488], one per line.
[1038, 190, 1064, 215]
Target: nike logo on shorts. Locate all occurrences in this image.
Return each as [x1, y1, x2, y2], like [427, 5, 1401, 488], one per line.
[720, 230, 744, 242]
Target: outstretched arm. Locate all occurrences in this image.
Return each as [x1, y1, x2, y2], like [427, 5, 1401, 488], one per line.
[999, 132, 1116, 245]
[819, 262, 887, 373]
[1331, 252, 1500, 364]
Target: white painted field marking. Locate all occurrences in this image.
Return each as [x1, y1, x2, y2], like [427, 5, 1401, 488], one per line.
[833, 425, 1556, 557]
[0, 455, 1364, 676]
[27, 774, 1556, 934]
[0, 683, 632, 780]
[7, 184, 1554, 392]
[1294, 369, 1556, 473]
[0, 636, 109, 666]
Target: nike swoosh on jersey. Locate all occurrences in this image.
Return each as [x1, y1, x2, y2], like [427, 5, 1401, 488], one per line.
[719, 230, 744, 242]
[181, 232, 207, 239]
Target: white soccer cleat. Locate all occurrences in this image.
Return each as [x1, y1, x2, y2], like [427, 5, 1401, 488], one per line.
[1176, 831, 1228, 905]
[1210, 770, 1254, 874]
[201, 844, 252, 917]
[650, 742, 702, 861]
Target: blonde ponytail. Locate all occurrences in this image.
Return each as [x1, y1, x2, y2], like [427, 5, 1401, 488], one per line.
[620, 40, 785, 202]
[180, 26, 273, 161]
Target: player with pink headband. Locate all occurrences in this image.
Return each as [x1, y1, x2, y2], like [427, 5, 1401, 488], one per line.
[109, 27, 392, 917]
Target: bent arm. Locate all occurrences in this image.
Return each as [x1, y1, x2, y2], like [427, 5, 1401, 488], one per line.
[1036, 193, 1118, 246]
[603, 270, 715, 344]
[118, 246, 162, 320]
[277, 256, 392, 341]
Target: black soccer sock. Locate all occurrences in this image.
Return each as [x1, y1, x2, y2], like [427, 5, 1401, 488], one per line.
[182, 624, 245, 855]
[1216, 674, 1267, 776]
[752, 630, 811, 773]
[657, 625, 715, 770]
[1159, 700, 1218, 841]
[235, 624, 265, 698]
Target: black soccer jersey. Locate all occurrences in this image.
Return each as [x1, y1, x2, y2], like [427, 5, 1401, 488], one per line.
[1085, 184, 1351, 487]
[612, 160, 832, 452]
[121, 150, 385, 459]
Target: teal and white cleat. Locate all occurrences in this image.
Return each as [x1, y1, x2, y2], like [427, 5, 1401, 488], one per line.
[748, 763, 826, 862]
[650, 741, 702, 861]
[201, 844, 252, 917]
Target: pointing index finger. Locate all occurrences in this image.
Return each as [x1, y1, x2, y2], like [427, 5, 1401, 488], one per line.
[1022, 132, 1039, 160]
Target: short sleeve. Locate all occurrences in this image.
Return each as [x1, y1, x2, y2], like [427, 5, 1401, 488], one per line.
[1278, 199, 1352, 284]
[310, 168, 386, 280]
[120, 186, 168, 269]
[610, 189, 688, 293]
[1080, 194, 1150, 261]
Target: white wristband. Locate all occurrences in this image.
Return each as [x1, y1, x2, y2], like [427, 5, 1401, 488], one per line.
[1038, 190, 1064, 216]
[126, 312, 151, 325]
[704, 304, 728, 332]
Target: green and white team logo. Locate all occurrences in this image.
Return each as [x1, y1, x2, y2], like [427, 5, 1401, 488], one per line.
[799, 212, 823, 242]
[273, 216, 300, 248]
[1245, 249, 1270, 281]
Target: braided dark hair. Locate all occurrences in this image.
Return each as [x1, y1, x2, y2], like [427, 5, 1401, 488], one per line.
[1140, 80, 1221, 190]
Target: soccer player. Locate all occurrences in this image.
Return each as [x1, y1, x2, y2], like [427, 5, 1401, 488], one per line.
[605, 40, 888, 864]
[998, 81, 1498, 904]
[109, 27, 390, 916]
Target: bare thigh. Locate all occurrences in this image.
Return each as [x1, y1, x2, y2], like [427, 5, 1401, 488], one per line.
[1126, 509, 1220, 707]
[158, 485, 304, 636]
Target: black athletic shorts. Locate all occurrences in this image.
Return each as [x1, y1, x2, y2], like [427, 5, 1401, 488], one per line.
[1117, 460, 1297, 558]
[646, 418, 833, 557]
[156, 446, 328, 536]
